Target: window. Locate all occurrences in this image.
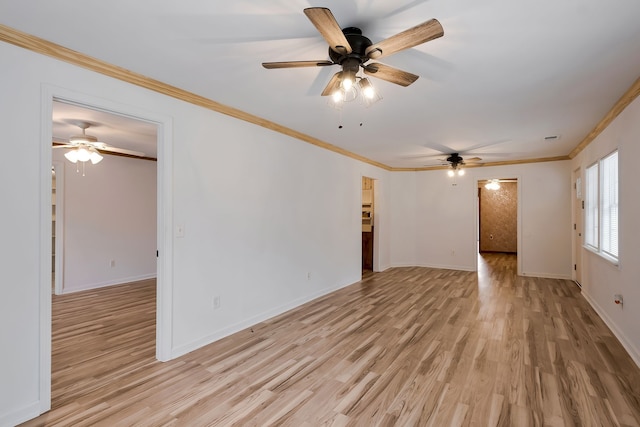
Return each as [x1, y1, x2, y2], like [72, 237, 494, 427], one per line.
[584, 150, 618, 262]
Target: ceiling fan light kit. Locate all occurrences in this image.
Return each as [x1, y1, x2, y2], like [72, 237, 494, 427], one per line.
[262, 7, 443, 107]
[62, 125, 105, 167]
[447, 167, 465, 177]
[358, 78, 382, 107]
[328, 76, 382, 109]
[64, 145, 103, 164]
[445, 153, 467, 177]
[54, 122, 147, 175]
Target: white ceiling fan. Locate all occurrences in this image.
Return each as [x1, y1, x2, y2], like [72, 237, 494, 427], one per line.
[53, 122, 146, 164]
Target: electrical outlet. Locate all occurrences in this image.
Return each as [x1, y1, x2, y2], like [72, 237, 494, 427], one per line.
[614, 294, 623, 307]
[213, 296, 221, 309]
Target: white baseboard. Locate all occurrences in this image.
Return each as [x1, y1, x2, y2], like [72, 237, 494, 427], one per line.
[0, 400, 40, 427]
[61, 273, 157, 294]
[387, 262, 418, 268]
[373, 264, 391, 273]
[169, 281, 351, 359]
[416, 262, 476, 272]
[390, 262, 475, 272]
[581, 290, 640, 369]
[520, 271, 572, 280]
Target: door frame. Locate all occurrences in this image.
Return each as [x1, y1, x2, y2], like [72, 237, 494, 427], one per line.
[39, 85, 174, 413]
[372, 178, 381, 272]
[360, 175, 382, 273]
[52, 161, 64, 295]
[572, 167, 583, 285]
[474, 175, 522, 275]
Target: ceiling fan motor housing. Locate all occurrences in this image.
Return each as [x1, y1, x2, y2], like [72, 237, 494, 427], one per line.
[446, 153, 464, 167]
[328, 27, 372, 67]
[69, 133, 98, 144]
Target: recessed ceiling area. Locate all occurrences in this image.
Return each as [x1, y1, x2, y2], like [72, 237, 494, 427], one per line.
[3, 0, 640, 169]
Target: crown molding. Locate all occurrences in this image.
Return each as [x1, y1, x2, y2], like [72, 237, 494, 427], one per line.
[569, 76, 640, 159]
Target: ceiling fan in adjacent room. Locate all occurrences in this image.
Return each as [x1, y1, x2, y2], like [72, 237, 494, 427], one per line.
[262, 7, 444, 106]
[53, 122, 146, 165]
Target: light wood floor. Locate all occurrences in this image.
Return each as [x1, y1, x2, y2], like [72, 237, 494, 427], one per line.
[21, 254, 640, 426]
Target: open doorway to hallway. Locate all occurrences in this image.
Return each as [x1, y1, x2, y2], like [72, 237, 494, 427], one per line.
[477, 178, 518, 261]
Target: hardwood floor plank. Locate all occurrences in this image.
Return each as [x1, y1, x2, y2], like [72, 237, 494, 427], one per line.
[19, 254, 640, 426]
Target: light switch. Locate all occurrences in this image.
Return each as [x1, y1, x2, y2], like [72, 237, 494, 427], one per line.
[176, 225, 185, 238]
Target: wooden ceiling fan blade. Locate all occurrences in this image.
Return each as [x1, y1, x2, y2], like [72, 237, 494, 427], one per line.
[304, 7, 352, 55]
[99, 146, 146, 157]
[363, 63, 419, 87]
[321, 71, 343, 96]
[465, 157, 483, 162]
[465, 139, 512, 152]
[366, 18, 443, 59]
[262, 60, 334, 69]
[422, 158, 448, 164]
[417, 155, 447, 160]
[424, 143, 457, 155]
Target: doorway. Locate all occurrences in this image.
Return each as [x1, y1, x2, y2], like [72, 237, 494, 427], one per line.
[477, 178, 518, 256]
[362, 176, 375, 272]
[40, 85, 173, 414]
[51, 99, 158, 407]
[573, 168, 583, 286]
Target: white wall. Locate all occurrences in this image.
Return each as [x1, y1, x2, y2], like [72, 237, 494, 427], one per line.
[0, 42, 42, 427]
[168, 106, 390, 354]
[390, 161, 573, 278]
[0, 40, 390, 426]
[572, 95, 640, 366]
[53, 150, 157, 292]
[389, 172, 418, 266]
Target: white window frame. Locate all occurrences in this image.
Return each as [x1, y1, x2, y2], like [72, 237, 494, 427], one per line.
[584, 162, 599, 250]
[600, 151, 618, 260]
[583, 150, 618, 265]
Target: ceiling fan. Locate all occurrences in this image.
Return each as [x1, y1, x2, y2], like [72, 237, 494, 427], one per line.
[444, 153, 482, 167]
[262, 7, 444, 100]
[423, 152, 483, 176]
[53, 122, 146, 164]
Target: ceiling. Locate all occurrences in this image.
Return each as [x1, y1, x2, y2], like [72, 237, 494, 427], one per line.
[52, 101, 158, 159]
[3, 0, 640, 169]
